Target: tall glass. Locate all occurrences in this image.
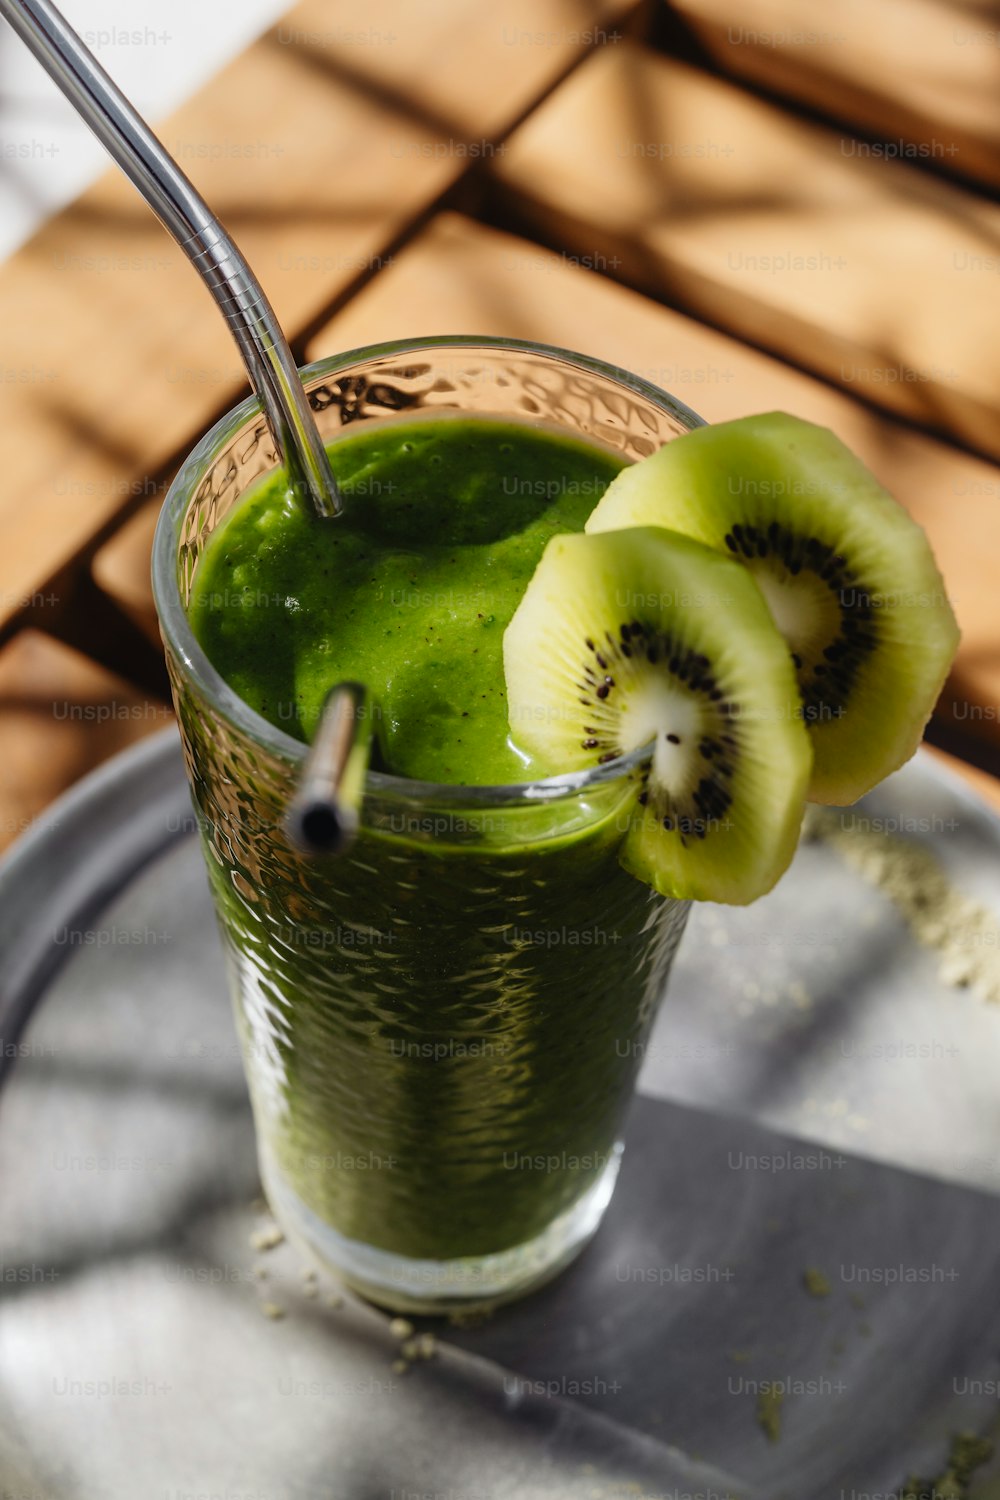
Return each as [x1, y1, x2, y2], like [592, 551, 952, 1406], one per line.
[152, 338, 701, 1312]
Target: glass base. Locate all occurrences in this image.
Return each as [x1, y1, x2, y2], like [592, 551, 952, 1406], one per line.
[260, 1144, 623, 1315]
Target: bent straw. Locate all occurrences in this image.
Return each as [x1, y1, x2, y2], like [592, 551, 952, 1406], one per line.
[0, 0, 342, 520]
[0, 1, 382, 846]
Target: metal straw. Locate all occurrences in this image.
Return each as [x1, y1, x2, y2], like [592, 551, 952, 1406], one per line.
[0, 0, 341, 520]
[285, 684, 374, 855]
[0, 0, 377, 847]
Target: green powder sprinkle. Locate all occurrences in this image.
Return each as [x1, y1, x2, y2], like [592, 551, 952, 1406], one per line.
[900, 1431, 994, 1498]
[756, 1385, 784, 1443]
[807, 809, 1000, 1004]
[248, 1223, 285, 1252]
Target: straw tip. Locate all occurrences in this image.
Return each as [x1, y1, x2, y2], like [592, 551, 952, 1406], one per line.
[286, 798, 357, 855]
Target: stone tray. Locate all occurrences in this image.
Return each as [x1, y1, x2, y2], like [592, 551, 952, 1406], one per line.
[3, 729, 1000, 1500]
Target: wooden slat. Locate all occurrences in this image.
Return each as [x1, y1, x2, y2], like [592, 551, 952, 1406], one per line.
[0, 632, 173, 853]
[90, 500, 162, 648]
[0, 0, 637, 637]
[486, 43, 1000, 459]
[306, 211, 1000, 764]
[666, 0, 1000, 189]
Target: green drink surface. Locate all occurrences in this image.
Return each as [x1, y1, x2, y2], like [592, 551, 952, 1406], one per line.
[189, 415, 626, 783]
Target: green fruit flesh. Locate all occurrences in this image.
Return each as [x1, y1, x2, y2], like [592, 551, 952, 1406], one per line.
[586, 413, 960, 804]
[503, 526, 812, 905]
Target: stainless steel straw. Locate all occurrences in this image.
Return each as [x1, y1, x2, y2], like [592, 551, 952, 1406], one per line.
[0, 0, 373, 849]
[0, 0, 341, 521]
[285, 683, 374, 854]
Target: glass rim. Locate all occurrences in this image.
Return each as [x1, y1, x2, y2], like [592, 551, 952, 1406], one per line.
[151, 334, 704, 808]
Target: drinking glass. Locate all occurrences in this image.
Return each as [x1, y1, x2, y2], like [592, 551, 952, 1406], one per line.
[152, 337, 701, 1311]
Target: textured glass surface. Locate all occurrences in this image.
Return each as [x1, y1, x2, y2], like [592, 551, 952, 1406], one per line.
[156, 339, 698, 1306]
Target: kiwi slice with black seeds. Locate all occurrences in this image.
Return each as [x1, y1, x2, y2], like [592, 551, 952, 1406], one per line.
[504, 526, 812, 904]
[586, 413, 960, 804]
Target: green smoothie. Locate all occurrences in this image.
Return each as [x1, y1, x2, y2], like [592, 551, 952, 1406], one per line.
[183, 414, 688, 1289]
[190, 416, 624, 782]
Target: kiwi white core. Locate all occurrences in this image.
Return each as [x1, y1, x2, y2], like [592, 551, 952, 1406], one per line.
[616, 681, 705, 790]
[749, 565, 836, 659]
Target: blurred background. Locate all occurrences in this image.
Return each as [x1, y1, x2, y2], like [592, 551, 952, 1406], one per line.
[0, 0, 998, 845]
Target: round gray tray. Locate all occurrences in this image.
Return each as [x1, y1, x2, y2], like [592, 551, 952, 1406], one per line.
[3, 729, 1000, 1500]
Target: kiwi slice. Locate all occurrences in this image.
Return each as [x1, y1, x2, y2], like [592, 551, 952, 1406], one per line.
[503, 526, 812, 905]
[586, 412, 960, 805]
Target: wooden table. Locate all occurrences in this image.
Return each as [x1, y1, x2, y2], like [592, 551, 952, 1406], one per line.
[1, 0, 998, 845]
